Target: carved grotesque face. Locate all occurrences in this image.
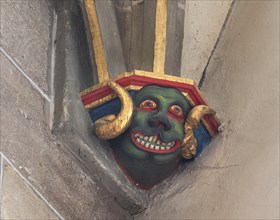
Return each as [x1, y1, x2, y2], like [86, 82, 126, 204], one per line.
[112, 85, 192, 188]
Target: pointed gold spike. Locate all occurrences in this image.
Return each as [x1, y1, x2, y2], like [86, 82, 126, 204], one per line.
[153, 0, 167, 74]
[85, 0, 109, 83]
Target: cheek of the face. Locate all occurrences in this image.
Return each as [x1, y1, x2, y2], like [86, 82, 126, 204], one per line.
[131, 110, 152, 132]
[117, 132, 150, 159]
[115, 110, 152, 159]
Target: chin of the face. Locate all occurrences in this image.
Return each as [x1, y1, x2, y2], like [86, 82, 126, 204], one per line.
[110, 130, 182, 188]
[112, 144, 181, 189]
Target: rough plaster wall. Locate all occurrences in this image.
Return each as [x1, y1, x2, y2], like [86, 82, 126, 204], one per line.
[181, 1, 232, 84]
[140, 1, 279, 219]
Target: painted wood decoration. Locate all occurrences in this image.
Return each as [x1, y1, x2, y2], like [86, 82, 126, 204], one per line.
[81, 0, 220, 189]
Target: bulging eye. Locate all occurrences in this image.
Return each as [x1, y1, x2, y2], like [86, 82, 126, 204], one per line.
[169, 105, 183, 120]
[139, 100, 157, 111]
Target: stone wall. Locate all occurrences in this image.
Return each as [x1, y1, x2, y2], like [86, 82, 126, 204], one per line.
[1, 0, 278, 219]
[0, 0, 130, 218]
[181, 0, 232, 84]
[139, 1, 279, 219]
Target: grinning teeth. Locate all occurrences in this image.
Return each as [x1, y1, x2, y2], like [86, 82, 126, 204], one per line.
[134, 133, 176, 150]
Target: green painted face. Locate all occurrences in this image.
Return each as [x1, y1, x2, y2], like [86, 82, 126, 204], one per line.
[112, 85, 192, 188]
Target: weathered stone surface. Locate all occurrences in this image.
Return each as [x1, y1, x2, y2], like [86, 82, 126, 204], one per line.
[1, 160, 60, 219]
[0, 52, 130, 219]
[114, 0, 185, 75]
[0, 0, 52, 93]
[139, 1, 279, 219]
[95, 0, 127, 77]
[4, 0, 277, 219]
[165, 0, 185, 76]
[181, 1, 232, 84]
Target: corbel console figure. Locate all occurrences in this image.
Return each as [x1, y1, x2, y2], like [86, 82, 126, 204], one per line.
[81, 0, 220, 189]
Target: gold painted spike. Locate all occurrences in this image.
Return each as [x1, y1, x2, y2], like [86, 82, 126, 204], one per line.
[85, 0, 109, 83]
[153, 0, 167, 74]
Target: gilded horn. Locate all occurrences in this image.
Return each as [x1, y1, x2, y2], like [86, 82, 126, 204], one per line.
[182, 105, 216, 159]
[92, 82, 134, 140]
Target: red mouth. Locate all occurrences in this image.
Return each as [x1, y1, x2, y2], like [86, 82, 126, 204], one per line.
[131, 131, 181, 154]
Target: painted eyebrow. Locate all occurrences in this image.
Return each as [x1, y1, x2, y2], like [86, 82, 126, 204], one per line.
[169, 100, 186, 108]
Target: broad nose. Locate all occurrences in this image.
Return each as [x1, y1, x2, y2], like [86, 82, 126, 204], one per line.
[148, 113, 172, 131]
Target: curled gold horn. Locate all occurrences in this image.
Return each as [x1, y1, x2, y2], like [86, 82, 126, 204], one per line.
[92, 82, 134, 140]
[182, 105, 216, 159]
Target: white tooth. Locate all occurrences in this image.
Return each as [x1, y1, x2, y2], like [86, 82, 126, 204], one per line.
[172, 141, 175, 146]
[135, 134, 139, 137]
[167, 142, 172, 147]
[153, 136, 157, 142]
[141, 141, 145, 145]
[140, 135, 143, 138]
[156, 140, 161, 145]
[160, 147, 165, 150]
[148, 136, 153, 141]
[150, 145, 155, 149]
[137, 138, 141, 143]
[145, 143, 150, 148]
[144, 136, 148, 140]
[162, 143, 167, 146]
[166, 146, 170, 150]
[155, 146, 160, 150]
